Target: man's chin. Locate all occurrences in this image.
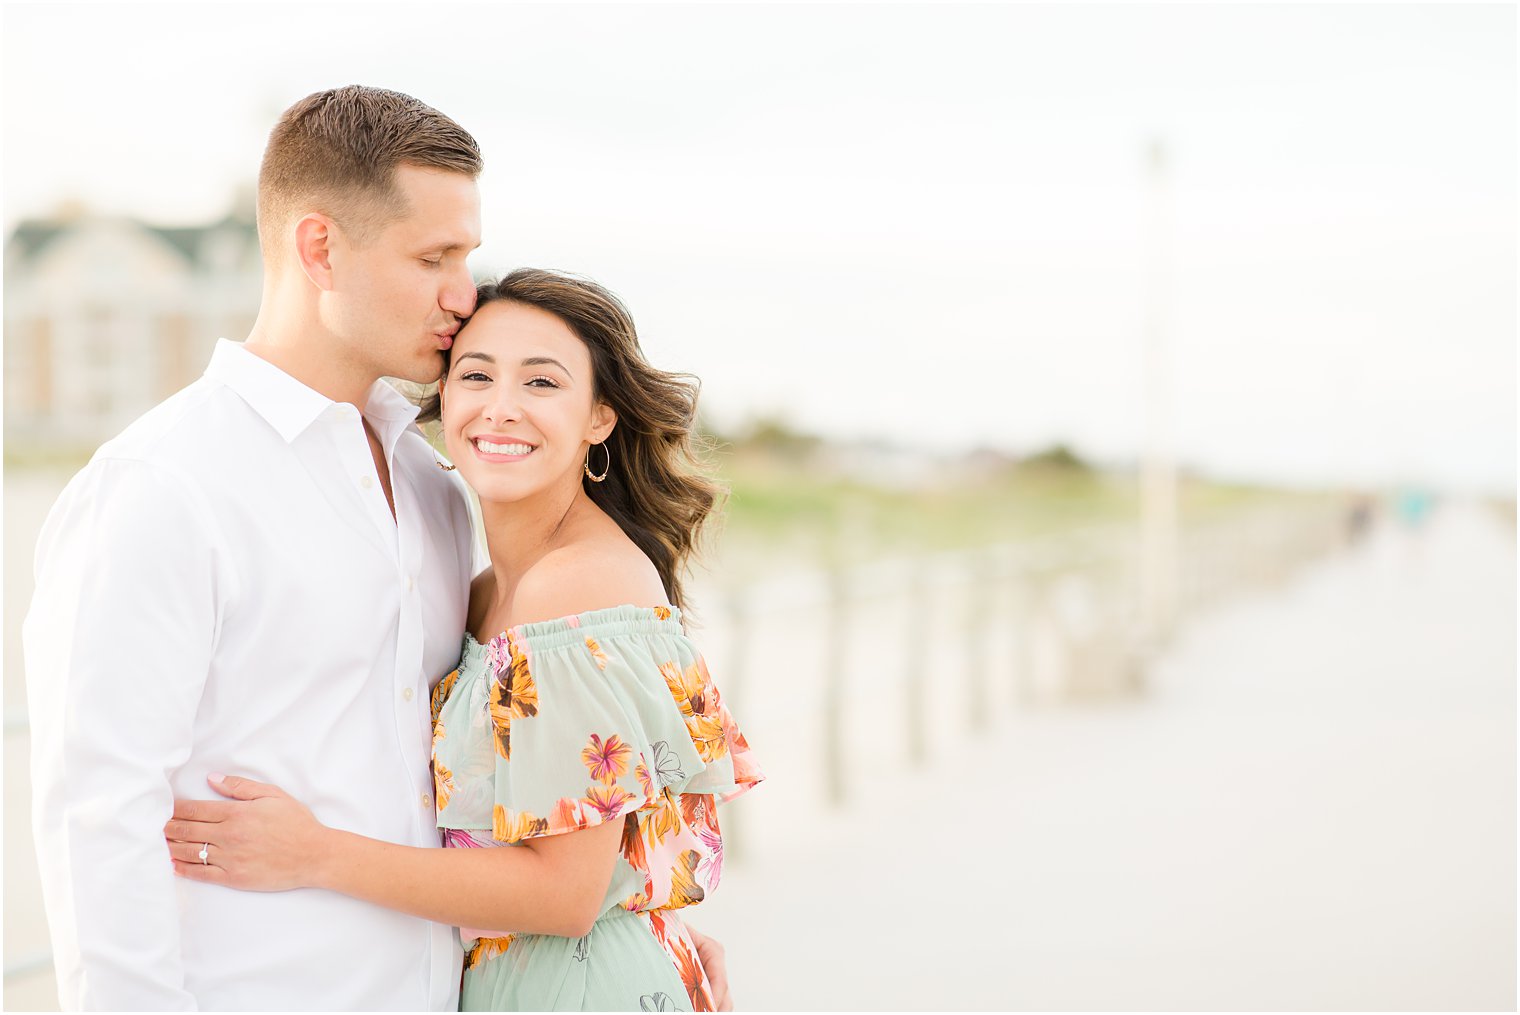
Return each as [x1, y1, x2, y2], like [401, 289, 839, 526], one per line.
[391, 351, 446, 386]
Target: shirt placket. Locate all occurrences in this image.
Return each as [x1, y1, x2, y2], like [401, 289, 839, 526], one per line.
[388, 454, 433, 819]
[384, 437, 461, 1009]
[333, 405, 400, 559]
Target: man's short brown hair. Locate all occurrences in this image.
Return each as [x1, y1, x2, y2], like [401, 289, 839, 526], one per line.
[257, 85, 482, 253]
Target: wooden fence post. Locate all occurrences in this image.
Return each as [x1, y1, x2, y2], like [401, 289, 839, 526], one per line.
[905, 559, 930, 766]
[822, 568, 848, 807]
[966, 553, 992, 733]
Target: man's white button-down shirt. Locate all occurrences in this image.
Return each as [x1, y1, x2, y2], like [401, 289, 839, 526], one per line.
[24, 340, 478, 1011]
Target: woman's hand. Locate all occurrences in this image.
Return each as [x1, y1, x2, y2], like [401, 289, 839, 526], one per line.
[164, 774, 331, 892]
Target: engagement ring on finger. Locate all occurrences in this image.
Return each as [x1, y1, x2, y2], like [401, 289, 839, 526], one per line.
[199, 843, 209, 865]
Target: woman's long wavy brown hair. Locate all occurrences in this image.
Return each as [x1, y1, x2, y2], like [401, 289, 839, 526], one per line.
[418, 269, 723, 612]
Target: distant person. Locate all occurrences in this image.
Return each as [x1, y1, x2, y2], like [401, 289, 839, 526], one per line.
[1345, 491, 1376, 544]
[1395, 487, 1436, 530]
[164, 270, 763, 1011]
[24, 86, 732, 1011]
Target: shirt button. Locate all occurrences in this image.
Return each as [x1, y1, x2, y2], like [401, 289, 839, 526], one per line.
[405, 575, 415, 592]
[421, 793, 432, 810]
[360, 475, 373, 489]
[402, 687, 414, 702]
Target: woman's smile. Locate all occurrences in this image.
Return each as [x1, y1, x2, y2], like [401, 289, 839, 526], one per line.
[471, 437, 538, 462]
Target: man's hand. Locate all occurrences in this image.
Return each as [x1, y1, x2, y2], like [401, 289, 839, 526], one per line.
[686, 924, 733, 1011]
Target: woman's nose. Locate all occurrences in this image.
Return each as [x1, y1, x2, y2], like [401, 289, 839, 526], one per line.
[483, 394, 521, 425]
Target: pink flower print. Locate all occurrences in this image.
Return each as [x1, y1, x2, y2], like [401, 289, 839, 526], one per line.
[694, 820, 724, 891]
[582, 732, 633, 784]
[485, 635, 510, 676]
[584, 783, 635, 822]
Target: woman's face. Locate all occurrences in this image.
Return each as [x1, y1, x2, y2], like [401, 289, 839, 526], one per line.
[440, 300, 615, 505]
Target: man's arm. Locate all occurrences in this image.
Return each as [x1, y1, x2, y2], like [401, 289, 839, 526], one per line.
[25, 457, 231, 1011]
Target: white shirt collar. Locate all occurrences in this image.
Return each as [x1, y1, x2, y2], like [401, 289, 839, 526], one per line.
[203, 339, 423, 445]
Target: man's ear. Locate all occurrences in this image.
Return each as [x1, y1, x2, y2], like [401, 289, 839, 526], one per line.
[590, 403, 617, 444]
[293, 213, 337, 291]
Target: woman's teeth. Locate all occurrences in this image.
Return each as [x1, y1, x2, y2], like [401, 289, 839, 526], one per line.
[475, 439, 535, 455]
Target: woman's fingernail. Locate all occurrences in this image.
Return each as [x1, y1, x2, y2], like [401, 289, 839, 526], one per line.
[208, 772, 225, 783]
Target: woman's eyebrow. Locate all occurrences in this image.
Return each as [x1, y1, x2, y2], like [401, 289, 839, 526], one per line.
[456, 352, 494, 364]
[522, 356, 571, 373]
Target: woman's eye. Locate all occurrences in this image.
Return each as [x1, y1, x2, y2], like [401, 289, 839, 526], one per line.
[526, 376, 560, 389]
[460, 370, 490, 382]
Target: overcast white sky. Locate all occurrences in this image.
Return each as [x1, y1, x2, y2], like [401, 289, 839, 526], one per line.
[3, 2, 1514, 491]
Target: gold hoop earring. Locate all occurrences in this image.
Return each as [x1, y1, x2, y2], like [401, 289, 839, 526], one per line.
[584, 441, 611, 483]
[434, 450, 456, 472]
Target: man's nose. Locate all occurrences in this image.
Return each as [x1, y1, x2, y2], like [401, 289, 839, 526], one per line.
[441, 265, 476, 319]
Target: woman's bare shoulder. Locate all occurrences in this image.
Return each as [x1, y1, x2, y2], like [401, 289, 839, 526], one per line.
[510, 537, 667, 627]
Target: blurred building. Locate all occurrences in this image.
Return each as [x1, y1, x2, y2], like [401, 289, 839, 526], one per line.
[4, 196, 262, 453]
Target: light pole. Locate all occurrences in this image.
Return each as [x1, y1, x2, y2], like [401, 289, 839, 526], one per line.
[1139, 137, 1179, 648]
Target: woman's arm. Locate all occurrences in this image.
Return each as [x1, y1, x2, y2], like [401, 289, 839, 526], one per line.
[166, 775, 621, 938]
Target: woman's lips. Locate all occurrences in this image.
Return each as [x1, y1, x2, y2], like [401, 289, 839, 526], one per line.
[471, 437, 537, 462]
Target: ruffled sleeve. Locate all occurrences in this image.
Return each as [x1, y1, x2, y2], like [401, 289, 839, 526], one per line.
[477, 605, 762, 844]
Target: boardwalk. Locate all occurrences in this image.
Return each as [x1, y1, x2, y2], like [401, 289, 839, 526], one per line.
[4, 480, 1514, 1010]
[693, 502, 1515, 1010]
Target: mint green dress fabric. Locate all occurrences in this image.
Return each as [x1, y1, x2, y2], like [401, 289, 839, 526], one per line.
[429, 605, 763, 1012]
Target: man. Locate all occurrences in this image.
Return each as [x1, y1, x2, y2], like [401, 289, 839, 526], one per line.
[24, 86, 729, 1011]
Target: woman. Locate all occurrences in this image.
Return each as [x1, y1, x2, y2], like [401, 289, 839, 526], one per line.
[164, 269, 762, 1012]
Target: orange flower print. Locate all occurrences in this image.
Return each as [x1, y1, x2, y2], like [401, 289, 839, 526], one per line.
[585, 637, 609, 670]
[488, 636, 538, 760]
[620, 811, 648, 872]
[430, 667, 459, 724]
[660, 661, 702, 718]
[465, 935, 514, 970]
[553, 796, 598, 832]
[644, 786, 682, 848]
[713, 699, 761, 788]
[634, 759, 655, 800]
[433, 759, 454, 812]
[493, 804, 549, 843]
[647, 907, 678, 950]
[583, 783, 635, 823]
[664, 922, 714, 1011]
[661, 659, 729, 762]
[652, 606, 672, 621]
[487, 701, 514, 760]
[664, 848, 707, 909]
[678, 791, 710, 831]
[582, 732, 633, 785]
[687, 712, 727, 763]
[503, 637, 540, 718]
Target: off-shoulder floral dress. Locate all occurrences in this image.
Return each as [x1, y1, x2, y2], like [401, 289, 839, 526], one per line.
[430, 605, 762, 1012]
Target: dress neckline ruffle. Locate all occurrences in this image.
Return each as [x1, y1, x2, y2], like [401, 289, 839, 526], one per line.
[464, 603, 683, 655]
